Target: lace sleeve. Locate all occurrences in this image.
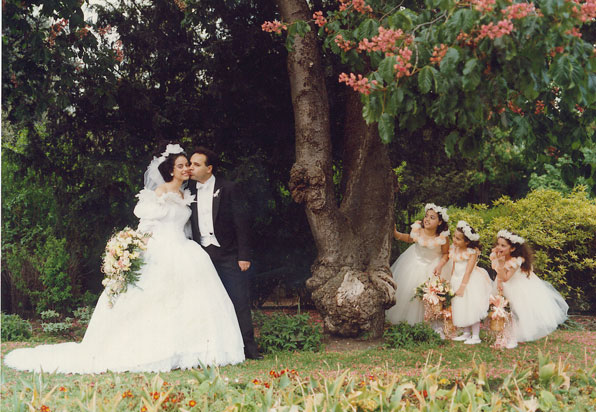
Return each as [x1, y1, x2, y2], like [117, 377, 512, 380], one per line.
[133, 190, 168, 234]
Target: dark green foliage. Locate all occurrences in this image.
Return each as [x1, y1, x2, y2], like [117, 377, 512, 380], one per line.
[383, 322, 444, 349]
[257, 313, 323, 353]
[1, 313, 32, 341]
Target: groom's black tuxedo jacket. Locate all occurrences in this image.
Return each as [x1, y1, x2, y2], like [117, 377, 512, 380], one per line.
[188, 177, 252, 263]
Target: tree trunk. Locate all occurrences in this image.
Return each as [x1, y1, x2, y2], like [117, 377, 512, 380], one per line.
[277, 0, 397, 337]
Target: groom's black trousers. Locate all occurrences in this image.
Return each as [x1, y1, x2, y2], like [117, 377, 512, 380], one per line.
[207, 253, 258, 355]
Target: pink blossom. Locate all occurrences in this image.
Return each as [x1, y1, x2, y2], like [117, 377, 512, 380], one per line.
[476, 19, 514, 40]
[358, 27, 406, 54]
[313, 11, 327, 27]
[430, 44, 448, 65]
[470, 0, 496, 13]
[570, 0, 596, 22]
[565, 27, 582, 38]
[502, 3, 537, 19]
[261, 20, 287, 34]
[338, 72, 378, 95]
[335, 34, 355, 52]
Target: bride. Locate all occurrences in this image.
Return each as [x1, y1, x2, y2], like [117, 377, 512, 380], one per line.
[4, 143, 245, 373]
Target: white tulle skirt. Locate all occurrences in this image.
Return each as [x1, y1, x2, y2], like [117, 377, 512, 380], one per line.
[386, 243, 443, 325]
[501, 270, 568, 342]
[451, 267, 492, 327]
[4, 234, 245, 374]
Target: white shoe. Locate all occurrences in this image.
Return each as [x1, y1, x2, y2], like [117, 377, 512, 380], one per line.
[452, 333, 471, 341]
[505, 341, 518, 349]
[464, 336, 481, 345]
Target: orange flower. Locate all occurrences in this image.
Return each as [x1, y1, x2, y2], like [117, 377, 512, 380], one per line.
[40, 406, 51, 412]
[140, 407, 147, 412]
[188, 399, 197, 407]
[59, 386, 67, 392]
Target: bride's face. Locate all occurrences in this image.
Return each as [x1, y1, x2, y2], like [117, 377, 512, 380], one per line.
[172, 155, 190, 182]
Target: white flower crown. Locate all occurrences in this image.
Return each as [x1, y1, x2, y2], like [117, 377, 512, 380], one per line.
[456, 220, 480, 241]
[157, 143, 185, 164]
[497, 229, 525, 245]
[425, 203, 449, 222]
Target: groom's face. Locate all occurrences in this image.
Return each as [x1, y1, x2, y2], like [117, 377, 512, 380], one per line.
[189, 153, 213, 183]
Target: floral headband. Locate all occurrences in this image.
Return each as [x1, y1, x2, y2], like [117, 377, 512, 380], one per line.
[457, 220, 480, 241]
[497, 229, 525, 245]
[156, 143, 185, 165]
[425, 203, 449, 222]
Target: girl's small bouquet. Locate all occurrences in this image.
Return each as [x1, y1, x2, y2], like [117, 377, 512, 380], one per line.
[101, 227, 150, 307]
[413, 276, 455, 321]
[488, 294, 513, 348]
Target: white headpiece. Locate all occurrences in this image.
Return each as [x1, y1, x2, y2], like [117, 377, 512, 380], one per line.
[457, 220, 480, 241]
[143, 143, 185, 190]
[497, 229, 525, 245]
[425, 203, 449, 222]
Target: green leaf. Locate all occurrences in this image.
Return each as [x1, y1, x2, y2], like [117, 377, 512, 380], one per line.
[446, 9, 476, 40]
[551, 54, 584, 89]
[445, 131, 459, 157]
[356, 19, 378, 39]
[440, 48, 460, 74]
[418, 66, 434, 94]
[378, 113, 395, 143]
[388, 10, 415, 31]
[378, 56, 395, 84]
[462, 59, 480, 91]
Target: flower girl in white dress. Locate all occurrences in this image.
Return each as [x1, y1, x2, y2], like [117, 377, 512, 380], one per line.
[491, 230, 568, 349]
[386, 204, 450, 326]
[448, 221, 492, 345]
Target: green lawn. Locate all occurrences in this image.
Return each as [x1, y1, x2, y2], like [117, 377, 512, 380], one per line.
[2, 326, 595, 411]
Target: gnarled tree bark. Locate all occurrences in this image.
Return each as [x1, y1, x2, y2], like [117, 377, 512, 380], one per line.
[277, 0, 397, 337]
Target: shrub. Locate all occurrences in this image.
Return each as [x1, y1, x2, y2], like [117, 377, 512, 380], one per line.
[257, 312, 323, 353]
[448, 188, 596, 311]
[383, 322, 443, 349]
[73, 306, 93, 325]
[1, 312, 32, 341]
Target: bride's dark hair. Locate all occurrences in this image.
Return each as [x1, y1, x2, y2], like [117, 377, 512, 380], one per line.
[154, 141, 187, 183]
[158, 153, 187, 182]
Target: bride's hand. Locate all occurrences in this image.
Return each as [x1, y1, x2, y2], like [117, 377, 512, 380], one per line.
[238, 261, 251, 272]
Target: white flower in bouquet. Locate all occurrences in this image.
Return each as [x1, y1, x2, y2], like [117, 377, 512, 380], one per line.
[101, 227, 150, 307]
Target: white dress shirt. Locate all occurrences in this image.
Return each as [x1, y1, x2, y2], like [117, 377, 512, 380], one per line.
[195, 175, 220, 247]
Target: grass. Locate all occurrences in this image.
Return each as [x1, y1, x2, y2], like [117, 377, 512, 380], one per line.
[2, 325, 595, 410]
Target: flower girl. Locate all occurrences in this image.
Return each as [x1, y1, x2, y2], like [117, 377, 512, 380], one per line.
[448, 221, 492, 344]
[386, 204, 450, 325]
[490, 230, 568, 349]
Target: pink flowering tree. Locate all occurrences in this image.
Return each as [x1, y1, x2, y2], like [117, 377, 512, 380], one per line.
[267, 0, 594, 337]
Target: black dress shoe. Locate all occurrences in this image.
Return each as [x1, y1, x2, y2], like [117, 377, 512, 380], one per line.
[245, 349, 263, 360]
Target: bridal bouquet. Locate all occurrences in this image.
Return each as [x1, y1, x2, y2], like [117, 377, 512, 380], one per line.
[413, 276, 455, 321]
[101, 227, 150, 307]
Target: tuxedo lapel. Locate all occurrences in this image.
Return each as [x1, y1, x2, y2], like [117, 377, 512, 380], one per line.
[212, 178, 224, 224]
[189, 181, 200, 233]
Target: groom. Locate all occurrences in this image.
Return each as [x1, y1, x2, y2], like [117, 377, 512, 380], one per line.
[187, 146, 262, 360]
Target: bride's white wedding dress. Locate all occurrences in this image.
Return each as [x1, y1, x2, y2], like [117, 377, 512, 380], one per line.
[4, 189, 245, 373]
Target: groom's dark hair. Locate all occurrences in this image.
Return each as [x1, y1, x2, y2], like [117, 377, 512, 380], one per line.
[191, 146, 218, 174]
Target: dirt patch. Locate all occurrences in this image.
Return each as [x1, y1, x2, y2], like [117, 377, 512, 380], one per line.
[323, 335, 384, 352]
